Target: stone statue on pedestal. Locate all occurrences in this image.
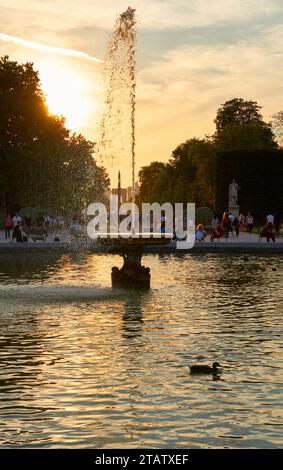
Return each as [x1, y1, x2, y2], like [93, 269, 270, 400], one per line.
[229, 179, 240, 207]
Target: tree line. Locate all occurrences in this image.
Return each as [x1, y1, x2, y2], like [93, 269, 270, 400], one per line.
[0, 56, 109, 216]
[137, 97, 283, 216]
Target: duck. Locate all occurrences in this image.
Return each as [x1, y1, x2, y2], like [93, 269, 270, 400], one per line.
[189, 362, 221, 374]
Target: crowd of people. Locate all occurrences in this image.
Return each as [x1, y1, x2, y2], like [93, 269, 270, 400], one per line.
[195, 211, 281, 243]
[2, 212, 69, 243]
[1, 209, 281, 244]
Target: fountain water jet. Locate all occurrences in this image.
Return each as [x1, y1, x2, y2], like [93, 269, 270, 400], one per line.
[98, 7, 169, 288]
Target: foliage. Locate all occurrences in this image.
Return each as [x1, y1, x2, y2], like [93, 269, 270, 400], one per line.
[272, 111, 283, 147]
[214, 98, 276, 150]
[138, 98, 279, 214]
[195, 207, 214, 226]
[214, 149, 283, 217]
[214, 98, 264, 133]
[0, 56, 109, 215]
[138, 138, 216, 207]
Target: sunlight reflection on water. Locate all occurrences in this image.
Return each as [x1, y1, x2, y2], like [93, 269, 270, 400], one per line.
[0, 252, 282, 448]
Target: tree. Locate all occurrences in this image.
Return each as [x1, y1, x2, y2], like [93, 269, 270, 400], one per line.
[215, 149, 283, 217]
[272, 111, 283, 147]
[137, 162, 166, 203]
[0, 56, 109, 214]
[215, 123, 277, 150]
[214, 98, 276, 149]
[169, 138, 215, 206]
[137, 138, 216, 207]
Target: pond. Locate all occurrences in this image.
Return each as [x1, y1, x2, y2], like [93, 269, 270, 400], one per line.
[0, 252, 282, 448]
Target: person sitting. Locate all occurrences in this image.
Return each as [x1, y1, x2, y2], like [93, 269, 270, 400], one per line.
[12, 222, 27, 242]
[210, 222, 224, 241]
[211, 215, 219, 231]
[195, 224, 206, 242]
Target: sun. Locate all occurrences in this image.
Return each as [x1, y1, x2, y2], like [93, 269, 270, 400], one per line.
[38, 61, 95, 131]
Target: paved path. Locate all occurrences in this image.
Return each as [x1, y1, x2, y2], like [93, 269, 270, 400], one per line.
[0, 230, 282, 253]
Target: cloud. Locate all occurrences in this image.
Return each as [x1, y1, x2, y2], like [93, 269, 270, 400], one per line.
[1, 0, 283, 179]
[134, 24, 283, 164]
[1, 0, 282, 33]
[0, 33, 102, 63]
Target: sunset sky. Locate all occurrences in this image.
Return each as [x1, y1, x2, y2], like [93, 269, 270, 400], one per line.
[1, 0, 283, 185]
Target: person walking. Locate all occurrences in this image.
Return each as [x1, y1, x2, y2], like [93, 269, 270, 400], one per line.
[233, 217, 240, 237]
[246, 212, 254, 234]
[266, 222, 275, 243]
[239, 212, 246, 229]
[4, 214, 13, 239]
[222, 211, 230, 238]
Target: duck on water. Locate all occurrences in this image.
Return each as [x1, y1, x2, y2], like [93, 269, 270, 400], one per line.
[189, 362, 221, 374]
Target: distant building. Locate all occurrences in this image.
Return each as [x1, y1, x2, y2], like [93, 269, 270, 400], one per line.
[111, 187, 128, 204]
[127, 182, 140, 201]
[110, 182, 139, 203]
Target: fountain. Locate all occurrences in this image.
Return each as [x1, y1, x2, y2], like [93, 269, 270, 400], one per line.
[98, 7, 170, 288]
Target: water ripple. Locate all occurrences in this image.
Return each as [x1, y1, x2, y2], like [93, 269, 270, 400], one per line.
[0, 253, 282, 448]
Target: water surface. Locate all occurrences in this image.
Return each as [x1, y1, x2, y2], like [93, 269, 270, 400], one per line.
[0, 252, 282, 448]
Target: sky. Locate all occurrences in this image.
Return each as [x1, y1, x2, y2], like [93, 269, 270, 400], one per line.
[1, 0, 283, 185]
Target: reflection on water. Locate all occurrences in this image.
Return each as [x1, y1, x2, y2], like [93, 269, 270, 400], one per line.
[0, 252, 282, 448]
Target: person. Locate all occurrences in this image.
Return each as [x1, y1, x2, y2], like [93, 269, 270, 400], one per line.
[228, 213, 235, 236]
[266, 222, 275, 242]
[195, 224, 206, 242]
[238, 212, 246, 229]
[233, 217, 240, 237]
[12, 222, 27, 242]
[19, 224, 28, 242]
[211, 215, 219, 230]
[222, 211, 230, 238]
[4, 214, 13, 239]
[266, 213, 274, 225]
[260, 222, 275, 243]
[246, 212, 254, 233]
[12, 213, 22, 227]
[160, 211, 166, 233]
[210, 222, 224, 241]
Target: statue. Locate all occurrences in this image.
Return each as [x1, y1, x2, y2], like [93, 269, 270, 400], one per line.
[229, 179, 240, 206]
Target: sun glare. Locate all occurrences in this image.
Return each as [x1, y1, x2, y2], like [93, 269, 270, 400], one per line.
[38, 62, 96, 131]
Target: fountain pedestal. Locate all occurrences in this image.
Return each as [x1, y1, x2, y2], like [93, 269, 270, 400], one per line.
[112, 243, 150, 288]
[99, 235, 171, 289]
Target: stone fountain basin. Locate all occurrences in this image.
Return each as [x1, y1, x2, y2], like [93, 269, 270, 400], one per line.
[97, 233, 173, 288]
[97, 233, 173, 248]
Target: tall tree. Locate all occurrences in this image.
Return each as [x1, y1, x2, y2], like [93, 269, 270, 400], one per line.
[272, 111, 283, 147]
[137, 162, 166, 203]
[137, 138, 215, 207]
[170, 138, 215, 206]
[214, 98, 276, 149]
[0, 56, 109, 214]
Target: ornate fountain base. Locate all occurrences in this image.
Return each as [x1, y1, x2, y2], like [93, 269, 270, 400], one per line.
[98, 234, 171, 289]
[112, 244, 150, 288]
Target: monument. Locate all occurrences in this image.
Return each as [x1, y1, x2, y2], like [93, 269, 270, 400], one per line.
[228, 179, 240, 218]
